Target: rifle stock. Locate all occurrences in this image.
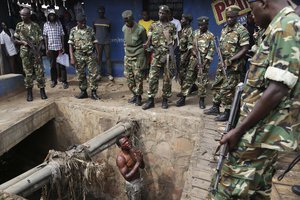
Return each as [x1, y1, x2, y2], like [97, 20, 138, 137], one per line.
[214, 37, 228, 79]
[211, 82, 244, 194]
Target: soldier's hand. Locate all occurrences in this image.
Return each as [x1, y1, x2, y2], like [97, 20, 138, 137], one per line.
[220, 128, 243, 151]
[22, 41, 28, 46]
[70, 57, 76, 65]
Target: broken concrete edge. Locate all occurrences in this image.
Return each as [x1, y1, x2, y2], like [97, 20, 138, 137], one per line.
[0, 121, 136, 197]
[0, 74, 25, 100]
[0, 190, 27, 200]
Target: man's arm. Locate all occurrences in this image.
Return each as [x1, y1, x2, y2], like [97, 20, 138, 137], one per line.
[229, 44, 249, 63]
[116, 155, 141, 181]
[221, 80, 289, 150]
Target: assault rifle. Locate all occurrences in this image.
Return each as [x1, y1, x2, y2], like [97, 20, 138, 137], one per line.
[211, 82, 244, 194]
[21, 30, 42, 63]
[214, 36, 228, 79]
[194, 39, 203, 79]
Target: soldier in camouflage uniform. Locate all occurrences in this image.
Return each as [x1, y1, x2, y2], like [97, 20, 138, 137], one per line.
[204, 5, 249, 121]
[209, 0, 300, 199]
[69, 14, 100, 100]
[176, 16, 215, 109]
[177, 14, 193, 94]
[14, 8, 47, 102]
[122, 10, 147, 106]
[142, 5, 176, 110]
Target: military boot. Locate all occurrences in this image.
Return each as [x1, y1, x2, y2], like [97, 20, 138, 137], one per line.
[162, 98, 168, 109]
[40, 88, 48, 99]
[135, 95, 142, 106]
[292, 185, 300, 196]
[204, 103, 220, 115]
[176, 96, 186, 107]
[199, 97, 205, 109]
[215, 109, 230, 122]
[27, 88, 33, 102]
[128, 95, 137, 104]
[91, 90, 100, 100]
[76, 90, 88, 99]
[188, 84, 198, 95]
[142, 97, 154, 110]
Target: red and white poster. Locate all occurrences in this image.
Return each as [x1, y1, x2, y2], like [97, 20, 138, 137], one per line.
[211, 0, 251, 25]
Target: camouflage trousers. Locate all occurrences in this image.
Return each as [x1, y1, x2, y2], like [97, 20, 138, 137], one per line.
[20, 51, 45, 89]
[147, 53, 172, 98]
[209, 144, 278, 200]
[212, 68, 239, 109]
[178, 51, 191, 87]
[124, 54, 145, 96]
[181, 56, 197, 96]
[74, 51, 98, 91]
[125, 178, 143, 200]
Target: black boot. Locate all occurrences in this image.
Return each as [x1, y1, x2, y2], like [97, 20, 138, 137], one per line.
[128, 95, 137, 104]
[204, 102, 220, 115]
[176, 96, 186, 107]
[176, 92, 183, 97]
[135, 95, 142, 106]
[142, 97, 154, 110]
[27, 88, 33, 102]
[162, 98, 168, 109]
[199, 97, 205, 109]
[215, 109, 230, 122]
[40, 88, 48, 100]
[292, 185, 300, 196]
[76, 90, 88, 99]
[91, 90, 100, 100]
[188, 84, 198, 95]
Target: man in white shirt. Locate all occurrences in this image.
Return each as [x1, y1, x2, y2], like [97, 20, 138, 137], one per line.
[0, 22, 18, 73]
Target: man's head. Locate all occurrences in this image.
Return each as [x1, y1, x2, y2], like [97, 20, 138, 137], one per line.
[158, 5, 170, 22]
[141, 10, 150, 21]
[1, 22, 8, 30]
[197, 16, 209, 32]
[181, 14, 193, 26]
[76, 14, 86, 29]
[98, 6, 105, 18]
[116, 135, 132, 150]
[47, 9, 57, 22]
[20, 7, 31, 22]
[122, 10, 134, 28]
[225, 5, 241, 27]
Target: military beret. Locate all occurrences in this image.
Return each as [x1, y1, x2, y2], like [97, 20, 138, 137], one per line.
[182, 14, 193, 22]
[159, 5, 170, 12]
[225, 5, 241, 15]
[122, 10, 133, 19]
[76, 14, 86, 21]
[197, 16, 209, 23]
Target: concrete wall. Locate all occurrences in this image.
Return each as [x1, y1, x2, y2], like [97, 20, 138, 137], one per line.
[54, 101, 204, 199]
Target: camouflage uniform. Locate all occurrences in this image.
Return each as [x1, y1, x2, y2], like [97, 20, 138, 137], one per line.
[183, 29, 215, 97]
[212, 23, 249, 109]
[14, 21, 45, 89]
[211, 7, 300, 200]
[147, 21, 176, 98]
[68, 26, 98, 91]
[123, 22, 147, 96]
[178, 25, 193, 87]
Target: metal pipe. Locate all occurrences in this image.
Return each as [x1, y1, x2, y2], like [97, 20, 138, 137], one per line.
[1, 121, 135, 196]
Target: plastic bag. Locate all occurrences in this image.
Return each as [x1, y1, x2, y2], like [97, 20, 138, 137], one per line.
[56, 53, 70, 67]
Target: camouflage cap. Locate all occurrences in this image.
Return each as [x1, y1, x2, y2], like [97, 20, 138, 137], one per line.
[225, 5, 241, 15]
[159, 5, 170, 12]
[197, 16, 209, 23]
[76, 14, 86, 21]
[122, 10, 133, 19]
[182, 13, 193, 22]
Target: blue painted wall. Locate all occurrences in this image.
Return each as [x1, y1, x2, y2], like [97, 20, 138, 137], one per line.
[82, 0, 227, 77]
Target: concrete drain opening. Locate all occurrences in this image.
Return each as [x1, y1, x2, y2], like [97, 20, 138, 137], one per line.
[0, 101, 204, 200]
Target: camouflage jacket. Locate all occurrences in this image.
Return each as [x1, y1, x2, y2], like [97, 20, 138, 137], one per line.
[179, 25, 193, 52]
[194, 29, 215, 62]
[68, 25, 98, 54]
[122, 22, 147, 57]
[148, 21, 176, 55]
[239, 7, 300, 152]
[14, 21, 43, 54]
[220, 22, 249, 71]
